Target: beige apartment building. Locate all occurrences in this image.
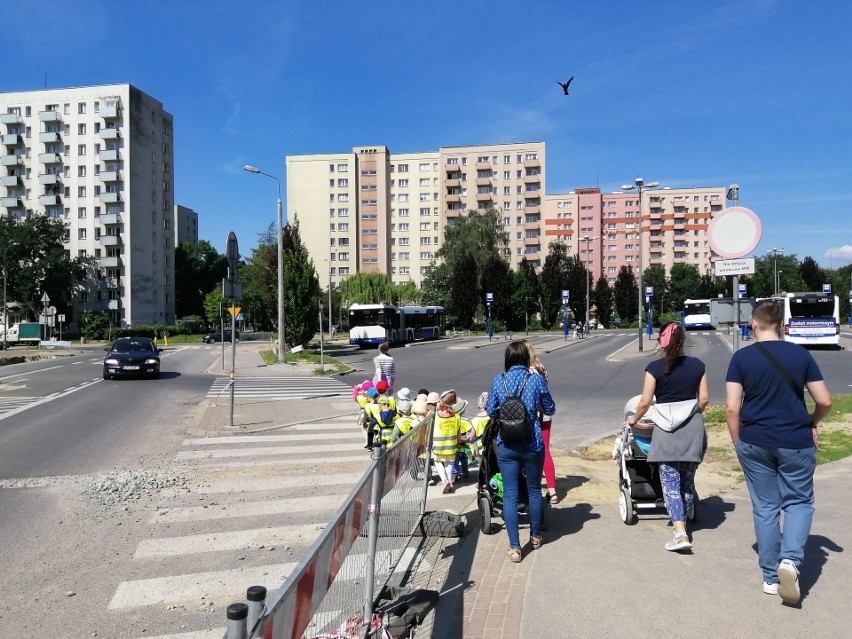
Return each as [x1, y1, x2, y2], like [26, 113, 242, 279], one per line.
[0, 84, 176, 327]
[287, 141, 726, 290]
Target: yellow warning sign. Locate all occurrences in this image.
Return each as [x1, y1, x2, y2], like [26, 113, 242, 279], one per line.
[227, 306, 242, 317]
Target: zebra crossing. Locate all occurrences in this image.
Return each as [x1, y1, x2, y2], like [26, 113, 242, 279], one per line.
[0, 396, 40, 416]
[206, 375, 352, 400]
[109, 415, 475, 639]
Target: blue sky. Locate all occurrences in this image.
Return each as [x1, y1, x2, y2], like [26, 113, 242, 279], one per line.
[6, 1, 852, 266]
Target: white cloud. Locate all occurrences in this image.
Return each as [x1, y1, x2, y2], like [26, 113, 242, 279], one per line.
[824, 245, 852, 260]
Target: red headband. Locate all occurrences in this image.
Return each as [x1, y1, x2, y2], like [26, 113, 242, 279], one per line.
[660, 323, 678, 349]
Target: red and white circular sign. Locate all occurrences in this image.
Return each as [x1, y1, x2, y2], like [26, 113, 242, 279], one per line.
[707, 206, 762, 259]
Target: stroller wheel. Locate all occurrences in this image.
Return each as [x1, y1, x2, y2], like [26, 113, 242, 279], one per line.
[686, 490, 700, 523]
[478, 495, 495, 534]
[619, 485, 637, 525]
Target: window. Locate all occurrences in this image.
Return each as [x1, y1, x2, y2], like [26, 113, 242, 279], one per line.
[419, 163, 431, 171]
[78, 166, 86, 177]
[78, 144, 86, 156]
[78, 186, 86, 197]
[339, 238, 349, 246]
[397, 163, 409, 173]
[399, 252, 409, 260]
[398, 208, 409, 217]
[336, 163, 348, 172]
[398, 178, 408, 187]
[421, 237, 432, 245]
[78, 228, 87, 240]
[78, 123, 86, 135]
[399, 223, 409, 231]
[329, 163, 335, 172]
[78, 207, 86, 218]
[338, 252, 349, 261]
[398, 238, 410, 246]
[420, 178, 430, 187]
[338, 223, 349, 231]
[338, 208, 349, 217]
[419, 207, 430, 216]
[339, 267, 350, 276]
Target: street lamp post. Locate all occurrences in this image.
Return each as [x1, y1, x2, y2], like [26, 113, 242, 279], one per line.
[244, 165, 286, 363]
[581, 235, 599, 330]
[324, 258, 333, 340]
[622, 178, 661, 351]
[2, 241, 17, 350]
[767, 248, 784, 295]
[777, 270, 783, 295]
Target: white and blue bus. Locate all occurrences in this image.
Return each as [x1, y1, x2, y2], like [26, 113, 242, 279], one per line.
[348, 304, 445, 347]
[683, 299, 712, 330]
[771, 292, 840, 347]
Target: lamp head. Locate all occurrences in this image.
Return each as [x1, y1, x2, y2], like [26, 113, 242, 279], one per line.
[635, 178, 644, 187]
[645, 181, 660, 188]
[243, 165, 260, 173]
[620, 184, 634, 191]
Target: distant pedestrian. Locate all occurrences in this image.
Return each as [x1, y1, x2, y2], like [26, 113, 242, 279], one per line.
[373, 342, 396, 393]
[725, 300, 832, 604]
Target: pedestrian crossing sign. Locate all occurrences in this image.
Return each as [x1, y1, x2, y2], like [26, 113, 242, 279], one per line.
[227, 307, 242, 318]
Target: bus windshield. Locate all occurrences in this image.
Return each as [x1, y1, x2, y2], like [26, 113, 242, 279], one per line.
[789, 296, 835, 318]
[684, 301, 710, 314]
[349, 308, 396, 328]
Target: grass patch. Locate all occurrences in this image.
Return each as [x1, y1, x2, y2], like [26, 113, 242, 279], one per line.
[260, 348, 349, 375]
[817, 428, 852, 465]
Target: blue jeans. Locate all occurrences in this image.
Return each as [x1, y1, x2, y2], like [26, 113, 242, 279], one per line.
[735, 439, 816, 583]
[497, 441, 544, 549]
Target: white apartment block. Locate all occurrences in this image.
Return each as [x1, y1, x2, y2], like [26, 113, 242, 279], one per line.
[0, 84, 175, 327]
[175, 204, 199, 245]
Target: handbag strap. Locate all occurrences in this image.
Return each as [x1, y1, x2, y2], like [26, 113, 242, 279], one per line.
[752, 342, 805, 407]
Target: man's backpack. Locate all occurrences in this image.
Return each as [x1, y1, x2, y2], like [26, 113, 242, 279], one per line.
[497, 373, 534, 443]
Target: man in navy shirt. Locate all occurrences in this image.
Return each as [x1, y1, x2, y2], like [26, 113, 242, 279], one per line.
[726, 300, 832, 605]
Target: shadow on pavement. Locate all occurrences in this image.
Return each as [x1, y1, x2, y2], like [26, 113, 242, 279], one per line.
[690, 495, 736, 531]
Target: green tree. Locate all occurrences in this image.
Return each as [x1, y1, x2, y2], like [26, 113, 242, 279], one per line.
[592, 276, 614, 327]
[203, 286, 226, 327]
[565, 254, 590, 323]
[697, 273, 722, 299]
[448, 253, 479, 328]
[798, 256, 827, 291]
[436, 208, 507, 273]
[77, 310, 110, 341]
[540, 241, 570, 327]
[174, 240, 228, 319]
[282, 216, 322, 347]
[614, 266, 638, 324]
[668, 263, 702, 311]
[420, 262, 451, 307]
[0, 214, 90, 322]
[338, 272, 394, 305]
[393, 280, 420, 306]
[239, 225, 277, 331]
[480, 254, 513, 326]
[510, 258, 541, 331]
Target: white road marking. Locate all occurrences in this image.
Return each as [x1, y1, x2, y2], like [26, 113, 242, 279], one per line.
[160, 472, 362, 496]
[134, 523, 326, 558]
[0, 378, 102, 422]
[0, 364, 64, 381]
[175, 443, 362, 461]
[149, 494, 349, 524]
[182, 432, 362, 446]
[109, 562, 298, 609]
[174, 453, 368, 470]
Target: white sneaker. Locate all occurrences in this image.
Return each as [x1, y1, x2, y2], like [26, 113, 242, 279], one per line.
[778, 559, 800, 604]
[763, 581, 779, 595]
[664, 533, 692, 552]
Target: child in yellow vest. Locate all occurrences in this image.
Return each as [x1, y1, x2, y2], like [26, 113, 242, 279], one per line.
[390, 398, 414, 445]
[469, 392, 491, 460]
[433, 390, 461, 494]
[370, 395, 397, 448]
[451, 398, 473, 482]
[363, 387, 379, 450]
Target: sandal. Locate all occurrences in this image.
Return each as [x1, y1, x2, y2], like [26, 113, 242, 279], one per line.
[546, 491, 558, 504]
[530, 534, 544, 550]
[507, 547, 522, 563]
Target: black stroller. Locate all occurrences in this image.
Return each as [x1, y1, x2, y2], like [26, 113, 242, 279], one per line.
[476, 420, 551, 534]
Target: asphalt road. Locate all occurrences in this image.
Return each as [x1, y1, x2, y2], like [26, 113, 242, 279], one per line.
[334, 328, 852, 450]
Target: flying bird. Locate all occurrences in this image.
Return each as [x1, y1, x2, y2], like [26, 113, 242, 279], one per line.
[557, 76, 574, 95]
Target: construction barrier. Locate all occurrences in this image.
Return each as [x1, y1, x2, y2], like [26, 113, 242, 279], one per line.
[226, 412, 433, 639]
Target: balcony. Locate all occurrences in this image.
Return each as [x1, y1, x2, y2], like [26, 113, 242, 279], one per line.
[99, 170, 121, 182]
[0, 196, 21, 207]
[476, 177, 492, 187]
[524, 236, 541, 246]
[39, 111, 62, 123]
[99, 192, 121, 203]
[38, 152, 62, 164]
[524, 221, 540, 231]
[475, 192, 493, 202]
[523, 158, 541, 169]
[99, 256, 121, 268]
[99, 149, 120, 161]
[0, 175, 21, 187]
[99, 278, 121, 289]
[523, 174, 541, 185]
[0, 113, 23, 126]
[100, 299, 121, 311]
[1, 133, 22, 146]
[98, 128, 121, 141]
[445, 209, 461, 219]
[38, 173, 61, 186]
[524, 205, 540, 214]
[98, 235, 121, 247]
[39, 131, 61, 144]
[445, 179, 460, 188]
[99, 213, 122, 225]
[475, 162, 491, 171]
[445, 194, 461, 203]
[100, 101, 121, 119]
[1, 155, 23, 166]
[39, 194, 60, 206]
[444, 163, 460, 173]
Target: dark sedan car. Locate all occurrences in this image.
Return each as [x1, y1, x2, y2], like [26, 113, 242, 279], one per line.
[202, 330, 240, 344]
[103, 337, 161, 380]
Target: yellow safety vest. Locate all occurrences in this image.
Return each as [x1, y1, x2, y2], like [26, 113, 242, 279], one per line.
[356, 395, 369, 409]
[432, 413, 461, 460]
[470, 415, 491, 457]
[457, 417, 474, 453]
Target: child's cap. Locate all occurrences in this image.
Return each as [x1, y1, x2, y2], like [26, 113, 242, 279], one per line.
[376, 380, 389, 394]
[412, 398, 429, 416]
[396, 387, 411, 401]
[354, 384, 362, 393]
[397, 399, 412, 413]
[426, 391, 440, 404]
[377, 394, 390, 405]
[451, 398, 468, 415]
[362, 381, 374, 391]
[366, 388, 378, 398]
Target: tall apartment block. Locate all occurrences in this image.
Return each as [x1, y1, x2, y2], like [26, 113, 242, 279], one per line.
[175, 204, 199, 245]
[287, 140, 724, 290]
[0, 84, 175, 326]
[287, 142, 545, 289]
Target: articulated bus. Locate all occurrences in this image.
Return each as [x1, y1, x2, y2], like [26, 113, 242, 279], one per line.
[770, 292, 840, 347]
[348, 304, 446, 347]
[683, 299, 712, 330]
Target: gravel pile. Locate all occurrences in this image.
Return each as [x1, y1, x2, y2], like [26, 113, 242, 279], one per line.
[82, 469, 188, 507]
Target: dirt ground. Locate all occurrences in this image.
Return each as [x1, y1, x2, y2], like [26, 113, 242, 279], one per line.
[552, 420, 852, 505]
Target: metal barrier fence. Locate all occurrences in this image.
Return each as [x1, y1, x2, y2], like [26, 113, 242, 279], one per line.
[225, 412, 434, 639]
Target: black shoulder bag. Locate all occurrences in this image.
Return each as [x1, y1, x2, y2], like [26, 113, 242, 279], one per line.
[752, 342, 806, 408]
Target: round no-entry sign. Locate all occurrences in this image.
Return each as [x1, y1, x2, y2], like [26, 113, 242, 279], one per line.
[707, 207, 762, 259]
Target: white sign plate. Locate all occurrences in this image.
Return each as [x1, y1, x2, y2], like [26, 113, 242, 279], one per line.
[714, 257, 756, 276]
